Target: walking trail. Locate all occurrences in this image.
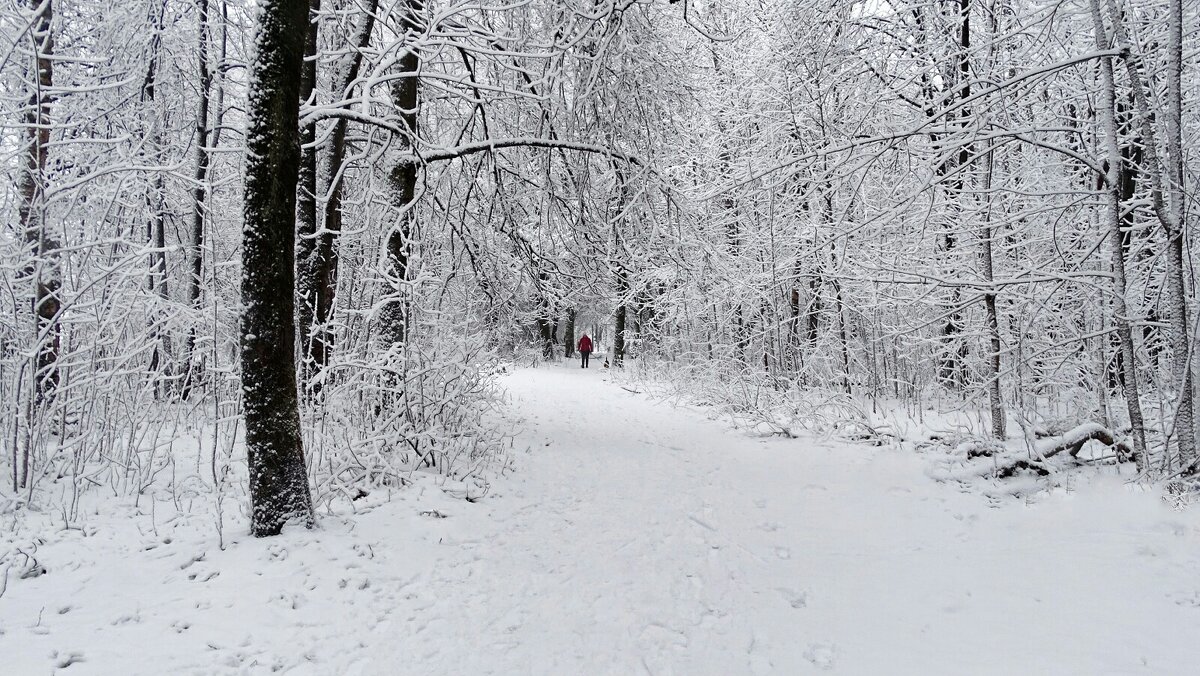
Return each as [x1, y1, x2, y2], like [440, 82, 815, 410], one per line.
[4, 364, 1199, 674]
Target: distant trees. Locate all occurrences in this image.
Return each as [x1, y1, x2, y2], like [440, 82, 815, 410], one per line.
[618, 0, 1197, 476]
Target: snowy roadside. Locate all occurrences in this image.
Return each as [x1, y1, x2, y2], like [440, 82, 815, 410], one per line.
[3, 364, 1199, 674]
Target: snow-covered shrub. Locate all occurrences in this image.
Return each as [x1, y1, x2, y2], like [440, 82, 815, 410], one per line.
[303, 314, 511, 505]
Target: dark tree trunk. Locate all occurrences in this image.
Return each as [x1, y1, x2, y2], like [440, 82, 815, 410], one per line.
[803, 274, 821, 347]
[241, 0, 315, 537]
[380, 0, 422, 348]
[144, 2, 172, 394]
[299, 0, 378, 376]
[564, 308, 576, 357]
[833, 278, 851, 394]
[614, 268, 628, 367]
[295, 0, 321, 386]
[19, 0, 58, 409]
[183, 0, 214, 398]
[936, 0, 972, 389]
[538, 315, 554, 359]
[383, 159, 418, 348]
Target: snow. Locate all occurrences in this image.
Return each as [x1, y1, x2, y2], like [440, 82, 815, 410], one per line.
[3, 365, 1200, 673]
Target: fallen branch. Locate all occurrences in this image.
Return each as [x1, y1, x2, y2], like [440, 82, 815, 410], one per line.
[992, 423, 1133, 479]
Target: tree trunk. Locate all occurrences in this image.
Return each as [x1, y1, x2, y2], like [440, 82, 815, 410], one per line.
[299, 0, 379, 375]
[538, 314, 554, 359]
[1089, 0, 1148, 471]
[833, 277, 851, 394]
[980, 151, 1006, 440]
[611, 165, 631, 368]
[144, 2, 172, 394]
[937, 0, 972, 389]
[295, 0, 321, 386]
[564, 308, 576, 357]
[183, 0, 214, 398]
[1161, 0, 1194, 471]
[19, 0, 58, 409]
[241, 0, 315, 537]
[1105, 0, 1195, 470]
[380, 0, 422, 349]
[614, 279, 628, 367]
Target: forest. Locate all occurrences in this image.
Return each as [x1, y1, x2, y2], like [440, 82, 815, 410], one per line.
[5, 0, 1197, 527]
[3, 0, 1200, 671]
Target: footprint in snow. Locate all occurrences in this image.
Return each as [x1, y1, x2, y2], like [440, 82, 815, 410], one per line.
[804, 642, 837, 670]
[774, 547, 791, 560]
[1171, 591, 1200, 608]
[52, 651, 85, 669]
[776, 587, 808, 609]
[188, 569, 219, 583]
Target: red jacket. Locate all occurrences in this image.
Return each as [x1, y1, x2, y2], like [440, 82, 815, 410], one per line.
[578, 336, 593, 353]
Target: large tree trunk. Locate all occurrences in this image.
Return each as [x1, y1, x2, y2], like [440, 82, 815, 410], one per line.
[1089, 0, 1148, 471]
[241, 0, 315, 537]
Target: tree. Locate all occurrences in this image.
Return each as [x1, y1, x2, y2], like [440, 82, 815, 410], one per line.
[184, 0, 216, 396]
[241, 0, 315, 536]
[1105, 0, 1195, 472]
[18, 0, 58, 411]
[1089, 0, 1148, 471]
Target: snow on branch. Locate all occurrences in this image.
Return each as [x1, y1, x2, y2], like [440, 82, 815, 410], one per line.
[396, 138, 640, 166]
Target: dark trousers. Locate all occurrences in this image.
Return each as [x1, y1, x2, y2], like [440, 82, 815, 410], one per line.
[581, 351, 591, 368]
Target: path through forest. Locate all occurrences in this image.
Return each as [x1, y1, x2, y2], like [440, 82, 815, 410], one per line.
[4, 364, 1200, 674]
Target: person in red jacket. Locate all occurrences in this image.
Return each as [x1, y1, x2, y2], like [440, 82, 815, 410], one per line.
[577, 334, 593, 368]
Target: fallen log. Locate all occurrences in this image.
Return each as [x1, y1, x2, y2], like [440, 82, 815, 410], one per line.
[991, 423, 1133, 479]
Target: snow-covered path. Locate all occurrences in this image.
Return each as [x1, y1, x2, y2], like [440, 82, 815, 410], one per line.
[4, 364, 1200, 674]
[402, 365, 1200, 674]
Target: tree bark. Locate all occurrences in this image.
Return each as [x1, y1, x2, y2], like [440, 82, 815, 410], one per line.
[937, 0, 972, 389]
[380, 0, 423, 349]
[980, 151, 1006, 440]
[144, 2, 172, 393]
[297, 0, 378, 377]
[18, 0, 58, 409]
[182, 0, 215, 397]
[241, 0, 315, 537]
[614, 278, 628, 367]
[564, 308, 576, 357]
[1089, 0, 1148, 471]
[1104, 0, 1195, 470]
[1161, 0, 1194, 471]
[295, 0, 321, 385]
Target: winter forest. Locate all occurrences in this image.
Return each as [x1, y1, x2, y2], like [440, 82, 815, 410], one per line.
[3, 0, 1200, 672]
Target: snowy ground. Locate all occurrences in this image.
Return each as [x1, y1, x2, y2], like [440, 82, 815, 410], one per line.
[3, 364, 1200, 674]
